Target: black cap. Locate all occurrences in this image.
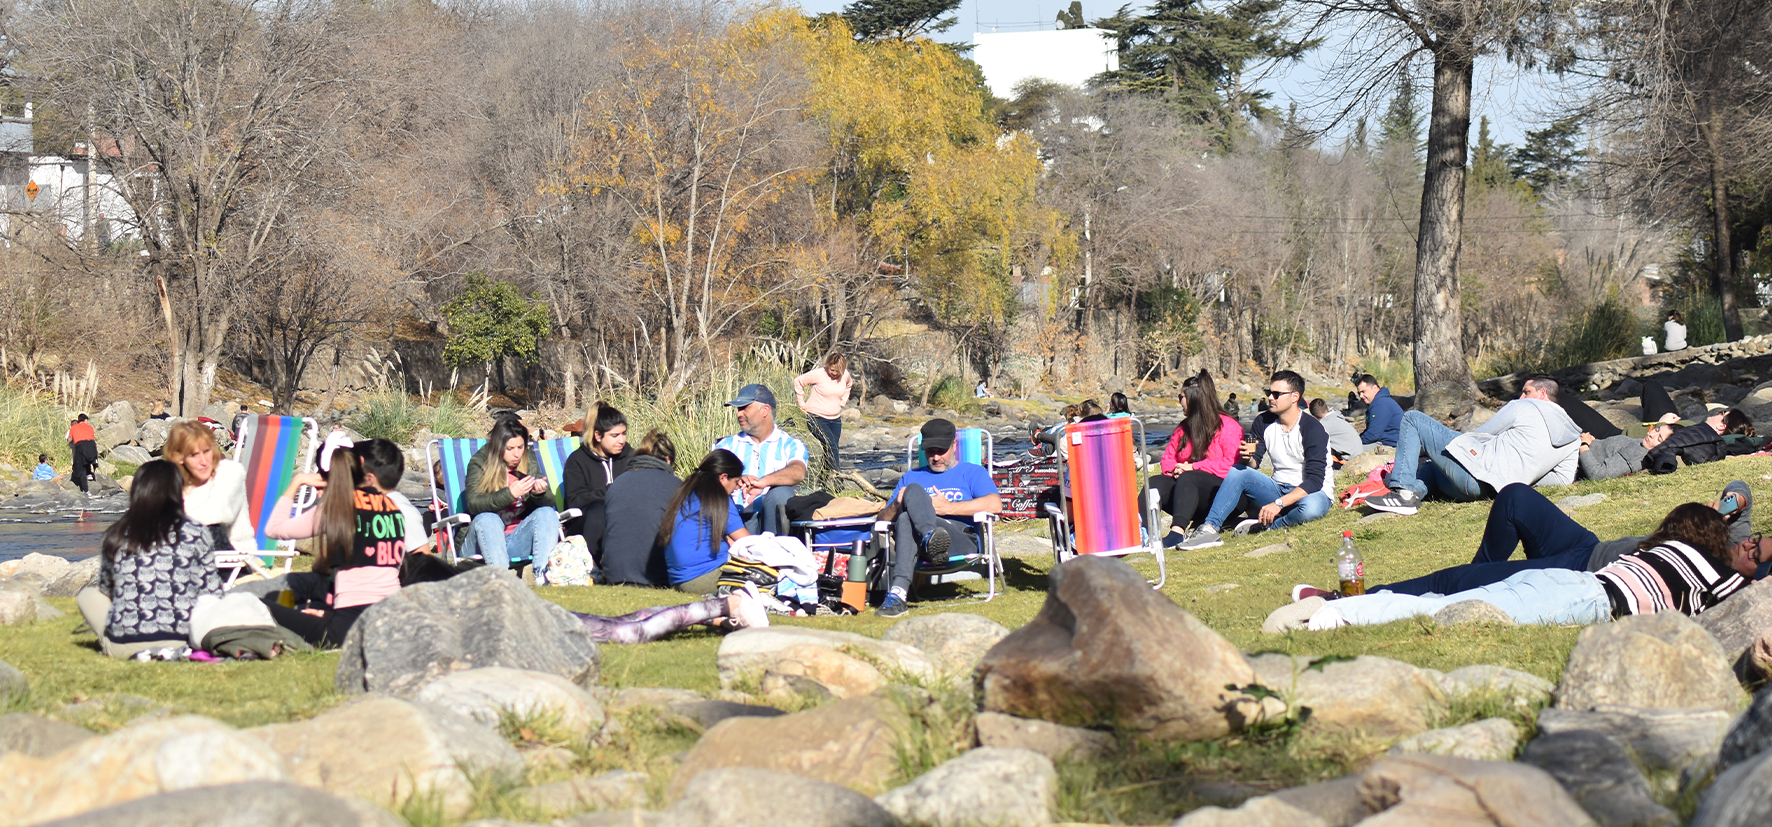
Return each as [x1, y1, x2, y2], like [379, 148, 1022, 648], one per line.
[920, 419, 957, 454]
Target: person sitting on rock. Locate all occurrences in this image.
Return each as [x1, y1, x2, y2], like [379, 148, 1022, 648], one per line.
[1353, 374, 1402, 449]
[262, 439, 430, 648]
[1310, 397, 1368, 462]
[660, 449, 751, 594]
[1149, 370, 1242, 545]
[874, 418, 1002, 618]
[599, 430, 681, 588]
[1295, 480, 1758, 601]
[1177, 370, 1333, 549]
[713, 383, 807, 536]
[1273, 502, 1764, 631]
[33, 453, 58, 482]
[1365, 375, 1582, 514]
[1578, 423, 1678, 481]
[76, 461, 223, 659]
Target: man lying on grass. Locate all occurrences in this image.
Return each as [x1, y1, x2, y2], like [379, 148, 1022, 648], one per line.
[1270, 501, 1771, 631]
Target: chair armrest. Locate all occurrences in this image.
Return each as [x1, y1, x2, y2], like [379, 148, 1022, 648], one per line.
[873, 520, 891, 533]
[970, 512, 998, 524]
[1042, 503, 1065, 517]
[559, 508, 583, 522]
[439, 513, 470, 528]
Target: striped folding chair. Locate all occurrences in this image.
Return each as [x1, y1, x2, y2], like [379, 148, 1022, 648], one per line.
[531, 436, 581, 518]
[1044, 417, 1165, 587]
[222, 415, 319, 586]
[426, 437, 581, 567]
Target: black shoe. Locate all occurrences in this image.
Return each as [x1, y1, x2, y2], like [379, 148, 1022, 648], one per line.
[920, 526, 951, 562]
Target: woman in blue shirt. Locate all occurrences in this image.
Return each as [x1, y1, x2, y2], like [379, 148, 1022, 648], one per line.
[658, 449, 750, 593]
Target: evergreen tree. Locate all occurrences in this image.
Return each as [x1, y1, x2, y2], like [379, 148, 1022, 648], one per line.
[1468, 116, 1517, 193]
[1376, 73, 1423, 163]
[1056, 1, 1086, 29]
[1508, 115, 1585, 194]
[842, 0, 961, 42]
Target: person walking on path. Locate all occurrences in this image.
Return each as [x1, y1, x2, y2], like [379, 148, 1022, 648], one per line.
[794, 353, 853, 472]
[67, 414, 98, 493]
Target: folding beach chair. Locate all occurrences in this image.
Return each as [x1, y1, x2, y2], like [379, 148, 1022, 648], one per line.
[222, 415, 319, 587]
[426, 437, 580, 567]
[1044, 417, 1165, 587]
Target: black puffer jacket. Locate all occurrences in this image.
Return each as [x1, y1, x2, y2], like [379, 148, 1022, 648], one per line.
[1646, 425, 1724, 474]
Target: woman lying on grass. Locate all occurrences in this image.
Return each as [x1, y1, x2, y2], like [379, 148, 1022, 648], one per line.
[1271, 502, 1769, 631]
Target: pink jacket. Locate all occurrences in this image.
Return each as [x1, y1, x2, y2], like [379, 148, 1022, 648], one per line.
[1160, 414, 1243, 477]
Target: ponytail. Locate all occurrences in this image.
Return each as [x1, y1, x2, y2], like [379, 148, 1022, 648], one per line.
[311, 446, 364, 576]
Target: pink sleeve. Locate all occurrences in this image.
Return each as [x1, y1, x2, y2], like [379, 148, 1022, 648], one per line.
[1159, 427, 1184, 475]
[839, 371, 854, 407]
[265, 491, 320, 540]
[1195, 416, 1244, 478]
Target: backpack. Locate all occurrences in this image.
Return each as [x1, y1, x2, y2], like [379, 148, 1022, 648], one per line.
[535, 535, 595, 587]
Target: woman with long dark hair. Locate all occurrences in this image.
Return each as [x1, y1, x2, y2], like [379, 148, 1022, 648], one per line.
[658, 449, 750, 593]
[1148, 370, 1244, 547]
[463, 416, 558, 569]
[563, 402, 631, 558]
[1280, 502, 1761, 630]
[75, 461, 222, 658]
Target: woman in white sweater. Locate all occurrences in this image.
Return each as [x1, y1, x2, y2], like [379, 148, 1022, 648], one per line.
[163, 420, 256, 553]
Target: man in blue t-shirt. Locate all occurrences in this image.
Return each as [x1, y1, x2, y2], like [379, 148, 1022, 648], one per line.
[876, 419, 1001, 618]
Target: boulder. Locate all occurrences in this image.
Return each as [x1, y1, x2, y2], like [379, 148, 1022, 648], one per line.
[251, 694, 523, 817]
[515, 771, 647, 815]
[880, 613, 1009, 679]
[0, 713, 95, 758]
[1413, 382, 1474, 420]
[0, 715, 288, 825]
[973, 711, 1114, 761]
[0, 552, 72, 581]
[608, 687, 704, 715]
[1718, 685, 1772, 774]
[0, 661, 24, 702]
[335, 567, 600, 698]
[1387, 718, 1521, 762]
[96, 422, 135, 452]
[1555, 612, 1746, 712]
[97, 400, 137, 430]
[716, 628, 934, 688]
[1519, 730, 1677, 827]
[105, 445, 153, 467]
[27, 781, 406, 827]
[1433, 600, 1513, 627]
[41, 557, 102, 598]
[1268, 777, 1370, 827]
[413, 667, 606, 740]
[1246, 654, 1446, 741]
[1172, 797, 1327, 827]
[756, 644, 886, 701]
[1535, 707, 1733, 779]
[874, 747, 1055, 827]
[977, 555, 1257, 741]
[1340, 447, 1394, 483]
[670, 695, 907, 798]
[1438, 665, 1554, 713]
[1695, 578, 1772, 678]
[135, 419, 171, 455]
[665, 700, 785, 732]
[1693, 749, 1772, 827]
[1356, 754, 1595, 827]
[670, 768, 901, 827]
[0, 581, 64, 625]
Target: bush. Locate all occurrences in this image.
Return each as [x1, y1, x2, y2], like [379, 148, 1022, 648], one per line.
[423, 394, 478, 438]
[1668, 293, 1727, 349]
[1358, 351, 1414, 393]
[348, 390, 421, 444]
[0, 386, 70, 469]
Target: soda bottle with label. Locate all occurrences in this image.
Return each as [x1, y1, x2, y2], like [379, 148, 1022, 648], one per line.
[1337, 530, 1365, 596]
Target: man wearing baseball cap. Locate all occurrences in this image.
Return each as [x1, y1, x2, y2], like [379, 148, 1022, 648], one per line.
[874, 419, 1001, 618]
[713, 383, 808, 535]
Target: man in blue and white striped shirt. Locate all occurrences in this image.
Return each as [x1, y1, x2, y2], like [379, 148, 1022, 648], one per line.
[713, 383, 808, 535]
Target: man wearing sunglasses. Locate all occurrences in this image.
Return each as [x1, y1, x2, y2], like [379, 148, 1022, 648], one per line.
[1366, 374, 1582, 515]
[1177, 370, 1332, 549]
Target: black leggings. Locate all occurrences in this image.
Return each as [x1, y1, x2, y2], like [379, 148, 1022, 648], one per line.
[265, 602, 366, 648]
[1147, 471, 1222, 530]
[1641, 380, 1679, 422]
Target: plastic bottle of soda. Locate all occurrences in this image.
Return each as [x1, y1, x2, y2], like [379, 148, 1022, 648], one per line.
[1337, 530, 1366, 596]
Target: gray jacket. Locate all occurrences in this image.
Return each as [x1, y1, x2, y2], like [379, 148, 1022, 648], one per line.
[1447, 398, 1582, 489]
[1317, 410, 1364, 458]
[1577, 435, 1648, 481]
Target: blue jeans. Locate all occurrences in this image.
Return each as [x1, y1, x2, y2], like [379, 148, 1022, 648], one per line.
[1203, 466, 1331, 531]
[1331, 568, 1613, 627]
[1375, 483, 1598, 596]
[1389, 411, 1485, 501]
[467, 507, 558, 568]
[808, 416, 842, 470]
[739, 485, 794, 535]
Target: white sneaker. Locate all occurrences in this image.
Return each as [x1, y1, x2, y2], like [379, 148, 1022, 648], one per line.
[1233, 518, 1263, 536]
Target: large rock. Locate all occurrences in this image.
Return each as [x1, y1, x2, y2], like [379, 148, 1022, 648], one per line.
[413, 667, 606, 740]
[1718, 685, 1772, 774]
[1246, 654, 1445, 741]
[874, 748, 1054, 827]
[716, 628, 934, 688]
[335, 567, 600, 698]
[973, 711, 1114, 761]
[251, 695, 522, 817]
[0, 715, 287, 825]
[880, 614, 1010, 679]
[97, 400, 136, 430]
[665, 700, 785, 732]
[757, 644, 886, 702]
[0, 581, 65, 625]
[96, 422, 135, 452]
[41, 557, 102, 598]
[670, 695, 907, 798]
[669, 768, 901, 827]
[1695, 578, 1772, 679]
[1536, 706, 1734, 780]
[1520, 730, 1677, 827]
[105, 445, 154, 467]
[1356, 754, 1595, 827]
[0, 552, 72, 581]
[0, 662, 24, 703]
[1438, 665, 1554, 713]
[1172, 797, 1327, 827]
[976, 555, 1257, 741]
[1555, 612, 1746, 712]
[135, 419, 171, 455]
[1693, 749, 1772, 827]
[515, 771, 647, 815]
[1268, 777, 1370, 827]
[30, 781, 405, 827]
[1387, 718, 1521, 762]
[0, 713, 95, 758]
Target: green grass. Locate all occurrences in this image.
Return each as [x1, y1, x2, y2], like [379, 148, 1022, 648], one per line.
[0, 385, 73, 469]
[2, 456, 1764, 823]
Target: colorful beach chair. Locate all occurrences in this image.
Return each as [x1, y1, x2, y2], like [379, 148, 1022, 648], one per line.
[221, 415, 319, 586]
[1044, 417, 1165, 587]
[425, 437, 581, 567]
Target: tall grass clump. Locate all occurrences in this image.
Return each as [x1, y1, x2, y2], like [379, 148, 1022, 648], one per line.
[1668, 292, 1727, 348]
[0, 385, 72, 469]
[423, 393, 479, 438]
[927, 374, 982, 414]
[1358, 349, 1414, 393]
[1556, 294, 1647, 367]
[347, 389, 421, 444]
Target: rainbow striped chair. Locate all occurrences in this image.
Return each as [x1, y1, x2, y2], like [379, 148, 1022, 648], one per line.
[222, 415, 319, 586]
[426, 437, 581, 567]
[1044, 417, 1165, 587]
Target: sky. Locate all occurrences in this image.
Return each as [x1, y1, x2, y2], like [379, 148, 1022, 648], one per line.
[793, 0, 1567, 146]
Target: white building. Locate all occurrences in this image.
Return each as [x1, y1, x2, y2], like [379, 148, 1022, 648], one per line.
[0, 102, 138, 247]
[970, 29, 1119, 99]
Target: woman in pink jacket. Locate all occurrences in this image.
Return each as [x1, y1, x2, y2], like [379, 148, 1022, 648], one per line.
[1149, 370, 1243, 548]
[794, 352, 853, 471]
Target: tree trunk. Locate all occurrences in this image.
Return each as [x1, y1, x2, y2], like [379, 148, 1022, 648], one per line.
[155, 276, 182, 414]
[1411, 44, 1478, 397]
[1701, 106, 1743, 341]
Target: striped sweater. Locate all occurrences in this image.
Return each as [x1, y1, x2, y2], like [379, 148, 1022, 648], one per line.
[1595, 540, 1745, 618]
